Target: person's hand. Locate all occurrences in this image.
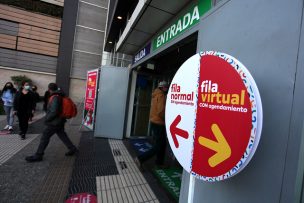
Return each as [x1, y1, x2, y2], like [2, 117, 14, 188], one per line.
[13, 111, 17, 115]
[32, 110, 35, 114]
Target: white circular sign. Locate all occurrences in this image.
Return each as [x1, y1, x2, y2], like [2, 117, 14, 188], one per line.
[165, 51, 263, 181]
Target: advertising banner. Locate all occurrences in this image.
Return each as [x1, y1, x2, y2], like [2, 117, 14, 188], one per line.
[165, 51, 263, 182]
[83, 69, 99, 130]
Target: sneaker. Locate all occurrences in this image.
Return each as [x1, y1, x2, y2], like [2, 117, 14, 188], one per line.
[25, 155, 43, 162]
[8, 126, 13, 131]
[3, 125, 9, 130]
[65, 149, 79, 156]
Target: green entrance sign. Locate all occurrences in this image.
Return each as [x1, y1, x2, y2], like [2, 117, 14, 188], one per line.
[153, 168, 183, 201]
[152, 0, 211, 51]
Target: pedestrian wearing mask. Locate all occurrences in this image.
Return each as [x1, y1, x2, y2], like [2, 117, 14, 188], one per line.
[13, 81, 35, 139]
[1, 82, 17, 131]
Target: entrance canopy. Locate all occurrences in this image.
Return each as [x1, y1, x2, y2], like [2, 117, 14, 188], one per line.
[113, 0, 190, 55]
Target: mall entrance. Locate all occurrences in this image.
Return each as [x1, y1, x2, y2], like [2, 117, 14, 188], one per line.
[129, 33, 198, 138]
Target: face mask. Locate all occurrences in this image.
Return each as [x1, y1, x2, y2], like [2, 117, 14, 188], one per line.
[24, 85, 30, 90]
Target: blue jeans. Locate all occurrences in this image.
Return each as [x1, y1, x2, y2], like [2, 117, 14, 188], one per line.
[4, 106, 14, 126]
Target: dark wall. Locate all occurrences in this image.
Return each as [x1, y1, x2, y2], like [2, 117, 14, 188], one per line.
[56, 0, 79, 95]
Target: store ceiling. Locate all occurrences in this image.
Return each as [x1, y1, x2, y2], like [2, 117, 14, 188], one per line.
[105, 0, 190, 55]
[104, 0, 138, 52]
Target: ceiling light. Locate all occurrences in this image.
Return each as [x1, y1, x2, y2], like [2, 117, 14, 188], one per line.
[117, 16, 122, 20]
[109, 41, 112, 44]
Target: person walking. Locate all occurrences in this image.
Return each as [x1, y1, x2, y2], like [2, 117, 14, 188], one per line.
[1, 82, 17, 131]
[135, 80, 169, 169]
[25, 83, 78, 162]
[13, 81, 35, 139]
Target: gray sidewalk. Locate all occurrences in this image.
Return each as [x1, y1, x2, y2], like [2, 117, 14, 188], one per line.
[0, 109, 175, 203]
[0, 110, 81, 202]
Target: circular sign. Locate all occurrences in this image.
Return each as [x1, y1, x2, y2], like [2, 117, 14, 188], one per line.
[165, 51, 262, 181]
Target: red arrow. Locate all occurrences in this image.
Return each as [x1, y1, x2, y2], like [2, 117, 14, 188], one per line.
[170, 115, 189, 148]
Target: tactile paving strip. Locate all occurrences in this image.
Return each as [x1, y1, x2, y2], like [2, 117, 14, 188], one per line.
[96, 139, 159, 203]
[0, 134, 39, 165]
[67, 134, 119, 198]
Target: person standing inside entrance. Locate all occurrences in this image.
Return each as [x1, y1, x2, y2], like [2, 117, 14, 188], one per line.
[13, 81, 35, 139]
[135, 80, 169, 168]
[25, 83, 78, 162]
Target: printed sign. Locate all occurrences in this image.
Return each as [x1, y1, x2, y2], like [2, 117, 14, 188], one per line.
[165, 51, 263, 181]
[65, 193, 97, 203]
[152, 0, 211, 51]
[154, 168, 182, 201]
[133, 43, 151, 64]
[83, 69, 99, 130]
[129, 139, 152, 155]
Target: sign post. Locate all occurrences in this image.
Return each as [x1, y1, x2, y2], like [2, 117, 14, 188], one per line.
[165, 51, 263, 200]
[83, 69, 99, 130]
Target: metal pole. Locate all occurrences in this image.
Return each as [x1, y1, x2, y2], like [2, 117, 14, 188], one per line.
[187, 175, 195, 203]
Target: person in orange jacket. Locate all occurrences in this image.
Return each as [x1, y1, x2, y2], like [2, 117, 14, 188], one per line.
[135, 80, 169, 168]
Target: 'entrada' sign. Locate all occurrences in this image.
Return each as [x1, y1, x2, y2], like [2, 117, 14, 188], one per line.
[152, 0, 212, 51]
[165, 51, 263, 181]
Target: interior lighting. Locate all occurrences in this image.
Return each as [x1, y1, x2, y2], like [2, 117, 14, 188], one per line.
[117, 16, 122, 20]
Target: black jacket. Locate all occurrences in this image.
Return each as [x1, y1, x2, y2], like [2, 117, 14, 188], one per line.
[45, 91, 66, 127]
[13, 90, 35, 115]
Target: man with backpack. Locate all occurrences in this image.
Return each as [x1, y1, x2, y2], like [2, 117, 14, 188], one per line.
[25, 83, 78, 162]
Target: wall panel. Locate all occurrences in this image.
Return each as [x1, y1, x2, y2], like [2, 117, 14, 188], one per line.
[0, 34, 16, 49]
[0, 48, 57, 73]
[71, 51, 101, 78]
[81, 0, 108, 7]
[0, 5, 61, 74]
[18, 24, 59, 44]
[78, 2, 107, 30]
[0, 19, 18, 36]
[74, 26, 104, 55]
[0, 4, 61, 31]
[17, 37, 58, 56]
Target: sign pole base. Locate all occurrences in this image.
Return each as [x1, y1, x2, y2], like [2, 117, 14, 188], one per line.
[187, 174, 195, 203]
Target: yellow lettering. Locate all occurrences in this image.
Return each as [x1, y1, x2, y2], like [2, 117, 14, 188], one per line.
[222, 94, 230, 104]
[216, 92, 221, 103]
[240, 90, 245, 105]
[202, 94, 208, 102]
[231, 94, 240, 104]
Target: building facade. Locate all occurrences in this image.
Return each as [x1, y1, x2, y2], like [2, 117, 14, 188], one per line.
[58, 0, 109, 102]
[0, 1, 63, 95]
[0, 0, 109, 102]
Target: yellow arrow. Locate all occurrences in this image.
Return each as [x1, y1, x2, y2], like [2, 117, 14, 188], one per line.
[198, 123, 231, 167]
